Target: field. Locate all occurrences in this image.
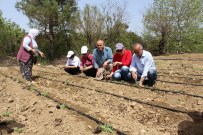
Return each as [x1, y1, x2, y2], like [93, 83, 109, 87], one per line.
[0, 54, 203, 135]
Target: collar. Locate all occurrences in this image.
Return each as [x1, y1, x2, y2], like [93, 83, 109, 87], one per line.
[141, 50, 146, 57]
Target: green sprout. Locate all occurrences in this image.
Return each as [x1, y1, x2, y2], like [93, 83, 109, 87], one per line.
[16, 128, 24, 133]
[60, 104, 66, 109]
[41, 92, 48, 97]
[2, 112, 11, 117]
[99, 124, 114, 133]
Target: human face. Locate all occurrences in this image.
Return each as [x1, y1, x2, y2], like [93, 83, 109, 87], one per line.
[133, 46, 143, 58]
[96, 40, 105, 51]
[116, 49, 123, 55]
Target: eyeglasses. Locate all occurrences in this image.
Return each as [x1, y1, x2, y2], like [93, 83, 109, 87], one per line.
[134, 51, 139, 54]
[116, 49, 123, 52]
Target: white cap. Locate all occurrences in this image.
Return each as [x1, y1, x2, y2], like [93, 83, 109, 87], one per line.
[115, 43, 124, 50]
[81, 46, 88, 54]
[67, 50, 74, 58]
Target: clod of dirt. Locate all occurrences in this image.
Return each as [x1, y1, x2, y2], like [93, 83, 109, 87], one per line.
[54, 118, 62, 127]
[56, 105, 60, 109]
[7, 98, 14, 103]
[7, 128, 14, 134]
[93, 127, 102, 134]
[87, 125, 93, 130]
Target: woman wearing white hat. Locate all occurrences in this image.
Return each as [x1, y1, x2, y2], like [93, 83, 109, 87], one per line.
[80, 46, 96, 77]
[64, 50, 80, 75]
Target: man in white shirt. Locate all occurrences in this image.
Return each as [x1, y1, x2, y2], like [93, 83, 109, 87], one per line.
[129, 43, 157, 87]
[64, 51, 81, 75]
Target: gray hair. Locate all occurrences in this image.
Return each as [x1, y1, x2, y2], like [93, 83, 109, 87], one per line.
[133, 43, 143, 50]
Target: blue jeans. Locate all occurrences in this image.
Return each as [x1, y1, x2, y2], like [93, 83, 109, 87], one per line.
[112, 66, 131, 81]
[136, 69, 157, 86]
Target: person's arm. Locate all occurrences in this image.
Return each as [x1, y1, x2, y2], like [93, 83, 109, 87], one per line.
[129, 55, 138, 80]
[140, 54, 154, 86]
[23, 37, 37, 54]
[93, 50, 99, 69]
[65, 59, 77, 69]
[106, 47, 113, 64]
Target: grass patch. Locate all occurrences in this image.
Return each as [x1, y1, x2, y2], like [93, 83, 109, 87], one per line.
[2, 112, 11, 117]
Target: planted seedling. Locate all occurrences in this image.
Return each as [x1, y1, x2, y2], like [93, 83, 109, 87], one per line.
[16, 128, 24, 133]
[41, 92, 48, 97]
[2, 112, 11, 117]
[95, 124, 114, 133]
[60, 104, 66, 109]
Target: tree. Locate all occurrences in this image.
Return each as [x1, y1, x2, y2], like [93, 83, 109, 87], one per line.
[143, 0, 174, 54]
[143, 0, 203, 54]
[0, 10, 24, 56]
[79, 5, 104, 48]
[16, 0, 78, 60]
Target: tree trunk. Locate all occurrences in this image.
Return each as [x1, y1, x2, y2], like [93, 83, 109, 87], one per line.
[159, 31, 167, 54]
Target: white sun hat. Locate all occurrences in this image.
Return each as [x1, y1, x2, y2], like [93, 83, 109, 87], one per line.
[67, 50, 74, 58]
[81, 46, 88, 54]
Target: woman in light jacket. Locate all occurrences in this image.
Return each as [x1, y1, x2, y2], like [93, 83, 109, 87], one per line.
[17, 29, 45, 83]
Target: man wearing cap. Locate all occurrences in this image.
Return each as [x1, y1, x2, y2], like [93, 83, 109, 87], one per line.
[129, 43, 157, 87]
[80, 46, 97, 77]
[64, 50, 80, 75]
[93, 40, 113, 79]
[107, 43, 132, 81]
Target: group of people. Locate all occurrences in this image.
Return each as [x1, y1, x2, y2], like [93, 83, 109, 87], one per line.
[64, 40, 157, 87]
[17, 29, 157, 87]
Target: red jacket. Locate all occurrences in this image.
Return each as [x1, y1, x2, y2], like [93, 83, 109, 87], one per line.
[80, 53, 94, 67]
[17, 35, 33, 62]
[113, 50, 132, 72]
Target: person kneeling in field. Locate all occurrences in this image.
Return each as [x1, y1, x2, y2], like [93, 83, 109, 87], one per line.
[107, 43, 132, 81]
[64, 50, 80, 75]
[80, 46, 97, 77]
[129, 43, 157, 87]
[93, 40, 113, 80]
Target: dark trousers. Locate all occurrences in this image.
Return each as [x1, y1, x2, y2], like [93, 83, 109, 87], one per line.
[83, 68, 97, 77]
[142, 69, 157, 86]
[64, 67, 80, 75]
[19, 58, 33, 81]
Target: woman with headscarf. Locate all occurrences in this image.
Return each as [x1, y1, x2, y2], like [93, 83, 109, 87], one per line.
[17, 29, 45, 83]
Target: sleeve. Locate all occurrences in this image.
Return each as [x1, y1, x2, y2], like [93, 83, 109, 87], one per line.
[23, 37, 32, 51]
[65, 59, 69, 66]
[93, 49, 99, 69]
[89, 54, 94, 66]
[80, 56, 84, 67]
[74, 58, 80, 67]
[141, 54, 153, 77]
[112, 54, 117, 72]
[107, 48, 113, 63]
[129, 55, 137, 72]
[121, 50, 132, 66]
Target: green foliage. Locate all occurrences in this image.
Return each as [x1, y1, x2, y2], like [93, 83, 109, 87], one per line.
[2, 111, 11, 117]
[41, 92, 48, 97]
[16, 0, 78, 60]
[16, 128, 24, 133]
[0, 10, 24, 56]
[99, 124, 114, 133]
[60, 104, 66, 109]
[143, 0, 203, 54]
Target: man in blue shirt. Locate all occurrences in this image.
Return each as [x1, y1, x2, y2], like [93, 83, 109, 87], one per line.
[93, 40, 113, 79]
[129, 43, 157, 87]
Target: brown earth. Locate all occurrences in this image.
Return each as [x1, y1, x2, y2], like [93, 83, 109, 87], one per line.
[0, 53, 203, 135]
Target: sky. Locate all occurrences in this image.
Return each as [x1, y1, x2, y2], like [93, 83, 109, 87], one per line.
[0, 0, 153, 35]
